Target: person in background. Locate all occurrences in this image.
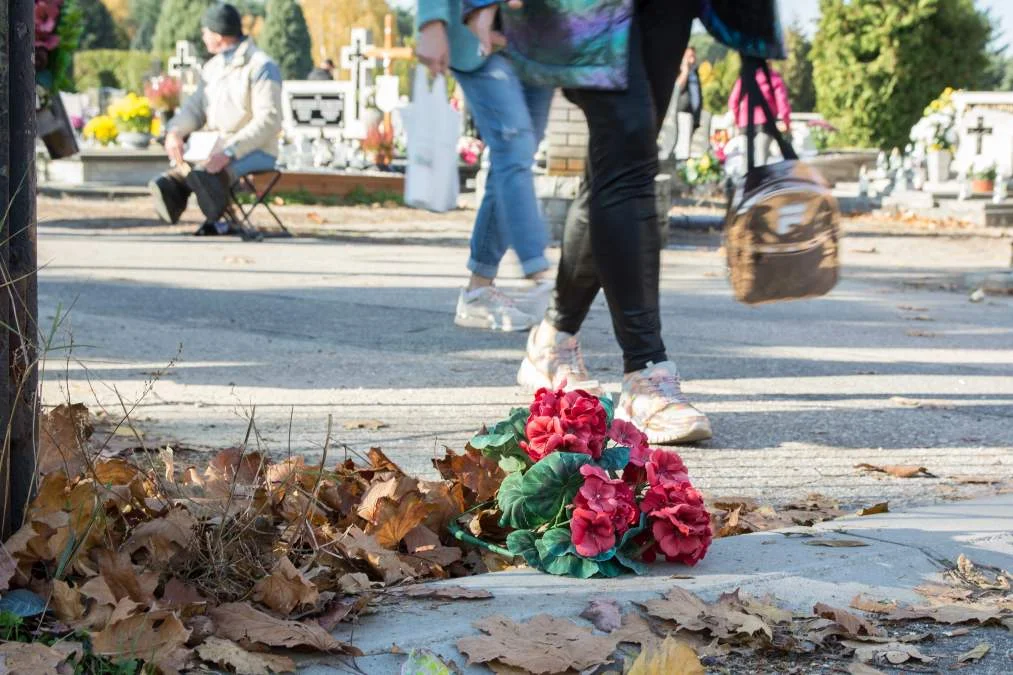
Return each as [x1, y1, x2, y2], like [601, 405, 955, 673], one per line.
[307, 58, 336, 81]
[416, 0, 555, 332]
[728, 60, 791, 166]
[150, 3, 282, 235]
[675, 46, 703, 132]
[466, 0, 712, 445]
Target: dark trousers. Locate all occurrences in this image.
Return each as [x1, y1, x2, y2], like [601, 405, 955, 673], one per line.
[546, 0, 695, 373]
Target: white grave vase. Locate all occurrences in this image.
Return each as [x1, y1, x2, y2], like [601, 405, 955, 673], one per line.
[926, 149, 951, 183]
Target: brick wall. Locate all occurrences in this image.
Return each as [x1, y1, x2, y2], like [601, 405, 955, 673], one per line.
[545, 92, 588, 176]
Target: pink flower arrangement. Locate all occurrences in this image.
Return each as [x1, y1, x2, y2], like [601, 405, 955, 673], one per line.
[483, 385, 712, 576]
[144, 76, 183, 112]
[34, 0, 64, 70]
[458, 136, 484, 166]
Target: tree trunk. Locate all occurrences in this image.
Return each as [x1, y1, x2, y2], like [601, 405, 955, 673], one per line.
[0, 0, 39, 539]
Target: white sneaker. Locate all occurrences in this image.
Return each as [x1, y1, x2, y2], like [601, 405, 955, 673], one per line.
[514, 279, 554, 320]
[454, 286, 535, 332]
[616, 361, 712, 445]
[516, 321, 602, 394]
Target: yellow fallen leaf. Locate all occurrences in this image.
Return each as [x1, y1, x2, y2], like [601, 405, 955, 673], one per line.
[957, 642, 990, 663]
[628, 636, 704, 675]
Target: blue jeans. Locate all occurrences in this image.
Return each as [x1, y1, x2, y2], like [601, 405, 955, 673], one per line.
[453, 55, 555, 278]
[227, 150, 277, 182]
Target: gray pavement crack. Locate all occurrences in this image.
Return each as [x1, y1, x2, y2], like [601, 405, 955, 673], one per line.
[828, 529, 954, 570]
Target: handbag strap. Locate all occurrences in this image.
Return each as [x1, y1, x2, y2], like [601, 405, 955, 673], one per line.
[741, 56, 797, 171]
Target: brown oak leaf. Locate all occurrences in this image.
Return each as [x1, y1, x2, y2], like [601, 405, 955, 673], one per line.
[433, 447, 505, 503]
[123, 506, 196, 560]
[196, 636, 296, 674]
[209, 602, 359, 654]
[815, 603, 885, 637]
[252, 557, 320, 615]
[366, 492, 434, 548]
[91, 610, 191, 669]
[0, 641, 72, 674]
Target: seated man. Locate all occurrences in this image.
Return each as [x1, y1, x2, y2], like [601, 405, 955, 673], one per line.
[149, 3, 282, 233]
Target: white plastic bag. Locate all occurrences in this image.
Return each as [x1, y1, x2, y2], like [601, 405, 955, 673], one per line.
[402, 66, 461, 212]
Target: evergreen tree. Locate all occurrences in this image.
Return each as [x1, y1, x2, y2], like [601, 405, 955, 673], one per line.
[783, 23, 815, 113]
[78, 0, 128, 49]
[129, 0, 162, 50]
[152, 0, 214, 57]
[813, 0, 992, 149]
[260, 0, 313, 79]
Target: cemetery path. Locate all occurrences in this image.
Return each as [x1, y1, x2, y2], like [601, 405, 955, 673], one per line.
[36, 196, 1013, 510]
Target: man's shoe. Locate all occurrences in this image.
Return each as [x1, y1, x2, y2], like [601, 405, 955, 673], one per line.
[149, 176, 187, 224]
[186, 169, 230, 222]
[455, 286, 535, 332]
[616, 361, 712, 445]
[516, 321, 602, 394]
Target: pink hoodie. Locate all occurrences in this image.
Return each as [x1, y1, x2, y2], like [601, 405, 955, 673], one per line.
[728, 67, 792, 130]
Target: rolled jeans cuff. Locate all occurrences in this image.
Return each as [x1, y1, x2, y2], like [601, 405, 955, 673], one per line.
[467, 257, 500, 279]
[519, 255, 550, 277]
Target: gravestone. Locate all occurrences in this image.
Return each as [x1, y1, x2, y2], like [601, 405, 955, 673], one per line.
[339, 28, 377, 128]
[954, 109, 1013, 176]
[168, 40, 201, 96]
[282, 80, 358, 140]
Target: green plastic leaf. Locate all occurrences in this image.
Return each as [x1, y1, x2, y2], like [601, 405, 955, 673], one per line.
[597, 446, 631, 473]
[539, 527, 573, 558]
[498, 455, 529, 474]
[506, 530, 541, 569]
[599, 395, 615, 425]
[539, 547, 600, 579]
[614, 550, 648, 575]
[497, 452, 592, 530]
[595, 558, 627, 578]
[0, 589, 47, 617]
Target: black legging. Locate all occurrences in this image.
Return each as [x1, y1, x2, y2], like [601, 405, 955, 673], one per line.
[545, 0, 695, 373]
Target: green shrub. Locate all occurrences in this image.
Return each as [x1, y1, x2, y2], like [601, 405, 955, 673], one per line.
[74, 49, 168, 93]
[260, 0, 314, 79]
[812, 0, 993, 149]
[152, 0, 214, 58]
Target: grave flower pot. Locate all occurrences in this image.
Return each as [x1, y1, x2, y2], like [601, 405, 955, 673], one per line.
[926, 149, 951, 183]
[119, 132, 152, 150]
[972, 179, 995, 194]
[37, 89, 79, 159]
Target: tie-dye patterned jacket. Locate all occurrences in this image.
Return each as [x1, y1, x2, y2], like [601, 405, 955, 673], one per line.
[460, 0, 786, 91]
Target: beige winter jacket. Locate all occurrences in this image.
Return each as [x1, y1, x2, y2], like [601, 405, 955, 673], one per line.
[169, 39, 282, 159]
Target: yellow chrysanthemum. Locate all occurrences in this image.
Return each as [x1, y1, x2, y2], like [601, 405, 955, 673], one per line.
[83, 115, 119, 145]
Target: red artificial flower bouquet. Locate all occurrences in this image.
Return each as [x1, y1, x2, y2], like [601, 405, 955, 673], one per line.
[468, 387, 712, 577]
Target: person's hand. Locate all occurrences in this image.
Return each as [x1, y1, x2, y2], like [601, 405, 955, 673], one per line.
[165, 131, 185, 166]
[204, 151, 231, 174]
[416, 20, 450, 75]
[467, 2, 521, 56]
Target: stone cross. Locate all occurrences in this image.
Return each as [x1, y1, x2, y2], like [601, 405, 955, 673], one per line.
[168, 41, 201, 95]
[340, 28, 377, 121]
[364, 14, 414, 121]
[967, 115, 994, 155]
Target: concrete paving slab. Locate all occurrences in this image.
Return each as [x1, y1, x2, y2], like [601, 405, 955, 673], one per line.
[298, 494, 1013, 674]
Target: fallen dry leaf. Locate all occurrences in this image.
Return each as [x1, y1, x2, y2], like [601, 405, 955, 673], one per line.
[0, 641, 71, 674]
[434, 447, 505, 504]
[91, 610, 191, 669]
[316, 594, 371, 632]
[847, 640, 933, 665]
[847, 662, 886, 675]
[366, 492, 434, 548]
[122, 506, 196, 560]
[253, 557, 320, 615]
[858, 503, 889, 516]
[210, 602, 359, 653]
[581, 598, 623, 633]
[305, 211, 326, 225]
[628, 636, 704, 675]
[357, 476, 417, 523]
[397, 585, 494, 600]
[856, 463, 935, 478]
[49, 579, 86, 621]
[849, 594, 897, 615]
[0, 546, 17, 591]
[159, 578, 206, 613]
[39, 403, 93, 476]
[886, 602, 1005, 625]
[337, 572, 374, 594]
[947, 554, 1012, 592]
[457, 614, 618, 674]
[804, 539, 869, 548]
[640, 586, 710, 632]
[335, 527, 416, 584]
[815, 603, 884, 637]
[196, 637, 296, 674]
[957, 642, 991, 663]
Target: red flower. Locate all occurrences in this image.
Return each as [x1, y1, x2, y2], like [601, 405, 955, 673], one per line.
[650, 502, 712, 565]
[570, 508, 615, 558]
[573, 465, 638, 536]
[520, 415, 567, 461]
[529, 387, 563, 417]
[640, 480, 712, 566]
[646, 448, 689, 486]
[608, 418, 650, 467]
[521, 387, 607, 460]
